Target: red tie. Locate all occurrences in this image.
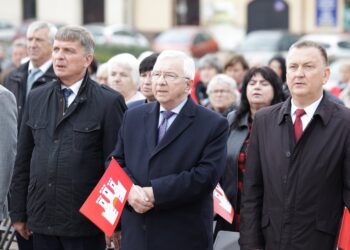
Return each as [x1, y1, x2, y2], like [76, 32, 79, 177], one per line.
[294, 109, 306, 142]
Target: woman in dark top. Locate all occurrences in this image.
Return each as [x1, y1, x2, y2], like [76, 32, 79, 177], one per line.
[214, 67, 284, 237]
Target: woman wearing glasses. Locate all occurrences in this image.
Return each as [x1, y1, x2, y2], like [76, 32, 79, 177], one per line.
[206, 74, 240, 117]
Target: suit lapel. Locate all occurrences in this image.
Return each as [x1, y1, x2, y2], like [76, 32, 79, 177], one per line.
[150, 98, 196, 159]
[144, 102, 160, 153]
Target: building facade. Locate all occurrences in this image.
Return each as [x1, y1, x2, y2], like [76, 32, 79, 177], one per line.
[0, 0, 347, 34]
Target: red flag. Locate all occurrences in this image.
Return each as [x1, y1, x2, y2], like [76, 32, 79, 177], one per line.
[338, 208, 350, 250]
[80, 158, 133, 236]
[213, 183, 234, 224]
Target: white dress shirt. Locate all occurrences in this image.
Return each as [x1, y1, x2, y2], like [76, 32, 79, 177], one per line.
[61, 79, 83, 107]
[158, 98, 188, 130]
[291, 95, 323, 130]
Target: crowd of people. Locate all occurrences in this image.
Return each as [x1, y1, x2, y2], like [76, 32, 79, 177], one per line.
[0, 20, 349, 250]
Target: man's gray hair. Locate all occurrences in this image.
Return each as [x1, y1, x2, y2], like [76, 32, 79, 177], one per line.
[289, 40, 329, 66]
[12, 38, 26, 48]
[198, 53, 223, 73]
[156, 50, 195, 80]
[107, 53, 140, 88]
[27, 21, 57, 44]
[55, 25, 95, 55]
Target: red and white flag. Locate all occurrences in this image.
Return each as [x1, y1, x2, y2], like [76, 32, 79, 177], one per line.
[338, 207, 350, 250]
[80, 158, 133, 236]
[213, 183, 234, 224]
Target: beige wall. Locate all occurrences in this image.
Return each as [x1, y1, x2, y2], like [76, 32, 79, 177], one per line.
[0, 0, 345, 33]
[37, 0, 82, 25]
[0, 0, 21, 25]
[134, 0, 173, 32]
[105, 0, 124, 25]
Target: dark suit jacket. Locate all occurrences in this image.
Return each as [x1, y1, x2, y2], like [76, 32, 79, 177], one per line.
[4, 61, 56, 127]
[239, 96, 350, 250]
[127, 99, 147, 110]
[215, 111, 250, 235]
[110, 97, 229, 250]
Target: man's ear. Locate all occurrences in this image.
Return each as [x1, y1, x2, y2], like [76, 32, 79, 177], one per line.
[85, 54, 94, 68]
[185, 79, 193, 93]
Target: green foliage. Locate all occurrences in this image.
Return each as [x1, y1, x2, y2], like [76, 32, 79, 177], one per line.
[94, 44, 150, 63]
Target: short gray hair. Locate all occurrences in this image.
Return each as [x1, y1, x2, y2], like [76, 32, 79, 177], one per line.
[155, 50, 195, 80]
[198, 53, 223, 73]
[55, 25, 95, 55]
[289, 40, 329, 66]
[12, 38, 26, 48]
[27, 21, 57, 44]
[107, 53, 140, 88]
[207, 74, 240, 105]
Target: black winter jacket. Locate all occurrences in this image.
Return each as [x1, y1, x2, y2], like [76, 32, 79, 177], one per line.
[3, 61, 56, 127]
[10, 74, 127, 237]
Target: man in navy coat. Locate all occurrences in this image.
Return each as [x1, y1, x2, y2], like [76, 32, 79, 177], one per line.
[109, 50, 229, 250]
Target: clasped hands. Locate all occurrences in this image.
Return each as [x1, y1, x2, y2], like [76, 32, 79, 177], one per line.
[127, 185, 154, 214]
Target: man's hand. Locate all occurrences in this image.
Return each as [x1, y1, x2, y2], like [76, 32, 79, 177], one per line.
[143, 187, 155, 203]
[127, 185, 154, 213]
[105, 231, 121, 250]
[13, 222, 32, 240]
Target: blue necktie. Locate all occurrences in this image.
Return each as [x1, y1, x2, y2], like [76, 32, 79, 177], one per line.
[62, 88, 73, 111]
[157, 111, 175, 144]
[26, 68, 41, 96]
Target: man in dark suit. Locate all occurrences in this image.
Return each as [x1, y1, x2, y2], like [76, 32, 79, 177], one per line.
[239, 41, 350, 250]
[9, 25, 126, 250]
[4, 21, 57, 128]
[109, 50, 228, 250]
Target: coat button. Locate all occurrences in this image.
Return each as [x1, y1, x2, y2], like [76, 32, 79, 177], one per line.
[285, 151, 291, 158]
[54, 139, 59, 144]
[282, 176, 287, 184]
[142, 224, 146, 230]
[48, 183, 52, 187]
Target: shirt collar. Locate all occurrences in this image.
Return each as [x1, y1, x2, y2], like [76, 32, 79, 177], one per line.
[159, 97, 188, 114]
[61, 79, 83, 96]
[28, 59, 52, 74]
[291, 95, 323, 118]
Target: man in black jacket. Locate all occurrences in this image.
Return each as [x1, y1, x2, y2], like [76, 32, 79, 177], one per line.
[4, 21, 57, 127]
[10, 25, 127, 250]
[4, 20, 57, 250]
[239, 41, 350, 250]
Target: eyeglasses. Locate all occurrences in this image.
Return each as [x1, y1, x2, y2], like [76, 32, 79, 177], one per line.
[151, 71, 189, 82]
[210, 89, 231, 95]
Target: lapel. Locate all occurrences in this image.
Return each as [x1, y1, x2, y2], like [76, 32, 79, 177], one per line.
[55, 74, 89, 128]
[147, 98, 196, 159]
[227, 112, 249, 160]
[144, 102, 160, 153]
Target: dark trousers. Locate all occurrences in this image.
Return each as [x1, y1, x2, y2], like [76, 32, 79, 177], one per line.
[32, 233, 105, 250]
[16, 232, 33, 250]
